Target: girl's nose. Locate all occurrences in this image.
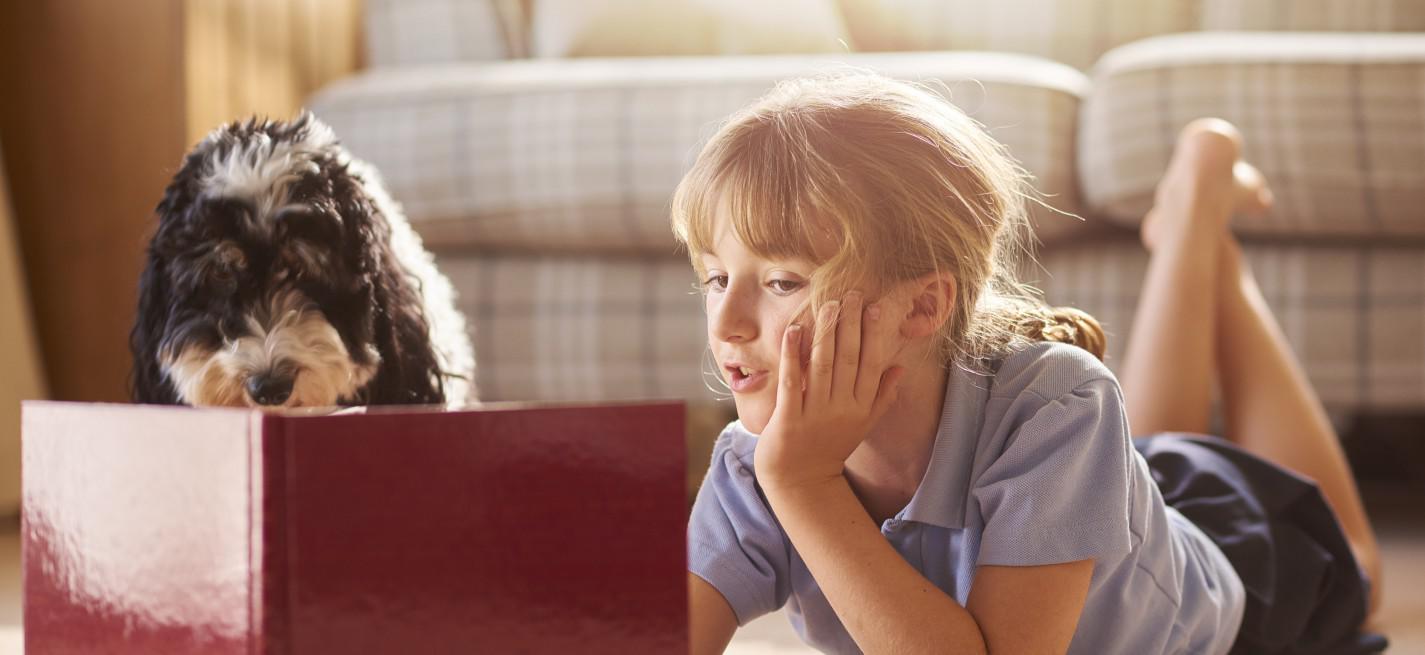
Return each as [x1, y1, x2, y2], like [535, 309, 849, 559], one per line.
[710, 287, 757, 344]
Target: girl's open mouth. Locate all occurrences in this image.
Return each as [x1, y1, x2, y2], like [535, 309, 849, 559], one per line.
[726, 364, 769, 393]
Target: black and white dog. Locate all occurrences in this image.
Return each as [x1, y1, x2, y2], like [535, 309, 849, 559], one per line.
[131, 114, 474, 408]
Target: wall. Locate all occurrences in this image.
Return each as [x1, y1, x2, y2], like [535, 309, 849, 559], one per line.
[0, 1, 187, 403]
[0, 148, 46, 514]
[183, 0, 363, 146]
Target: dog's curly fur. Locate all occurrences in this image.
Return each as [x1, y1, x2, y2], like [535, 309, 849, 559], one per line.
[131, 114, 474, 408]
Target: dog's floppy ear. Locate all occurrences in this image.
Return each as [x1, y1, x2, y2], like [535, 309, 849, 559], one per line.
[336, 170, 446, 405]
[129, 246, 180, 404]
[130, 179, 193, 405]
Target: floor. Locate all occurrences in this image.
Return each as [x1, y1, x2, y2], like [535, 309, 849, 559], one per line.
[1, 493, 1420, 653]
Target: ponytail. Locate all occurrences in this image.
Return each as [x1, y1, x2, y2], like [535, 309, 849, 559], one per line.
[1014, 306, 1107, 362]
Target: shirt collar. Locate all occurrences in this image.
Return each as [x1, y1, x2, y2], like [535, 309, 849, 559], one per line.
[900, 361, 993, 529]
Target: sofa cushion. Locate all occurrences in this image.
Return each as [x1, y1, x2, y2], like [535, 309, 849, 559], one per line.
[365, 0, 519, 67]
[837, 0, 1199, 70]
[1080, 33, 1425, 238]
[309, 52, 1093, 253]
[529, 0, 850, 58]
[1202, 0, 1425, 31]
[1033, 232, 1425, 411]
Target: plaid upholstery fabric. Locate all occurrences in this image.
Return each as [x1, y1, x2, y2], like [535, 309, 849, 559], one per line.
[1202, 0, 1425, 31]
[1032, 233, 1425, 411]
[1080, 33, 1425, 238]
[440, 251, 719, 403]
[310, 52, 1092, 252]
[364, 0, 513, 67]
[836, 0, 1199, 70]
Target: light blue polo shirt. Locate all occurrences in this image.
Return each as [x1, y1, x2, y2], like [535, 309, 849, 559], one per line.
[688, 341, 1244, 654]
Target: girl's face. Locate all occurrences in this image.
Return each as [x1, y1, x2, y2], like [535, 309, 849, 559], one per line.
[700, 222, 815, 434]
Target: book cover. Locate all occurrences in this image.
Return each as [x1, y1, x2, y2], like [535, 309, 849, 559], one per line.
[22, 401, 687, 654]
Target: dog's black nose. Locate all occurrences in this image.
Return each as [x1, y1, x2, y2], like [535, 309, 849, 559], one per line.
[247, 374, 294, 406]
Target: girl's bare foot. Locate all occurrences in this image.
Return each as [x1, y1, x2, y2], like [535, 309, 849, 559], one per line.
[1141, 118, 1275, 252]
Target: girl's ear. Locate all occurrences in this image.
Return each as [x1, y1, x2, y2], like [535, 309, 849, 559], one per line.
[898, 272, 957, 339]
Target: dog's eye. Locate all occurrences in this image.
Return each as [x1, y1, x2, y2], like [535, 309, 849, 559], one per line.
[195, 267, 238, 297]
[208, 268, 239, 295]
[208, 255, 245, 287]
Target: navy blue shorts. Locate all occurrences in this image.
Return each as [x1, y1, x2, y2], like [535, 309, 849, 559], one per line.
[1134, 434, 1386, 655]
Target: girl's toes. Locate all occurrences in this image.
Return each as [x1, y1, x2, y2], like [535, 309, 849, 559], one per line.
[1176, 119, 1242, 178]
[1233, 160, 1274, 217]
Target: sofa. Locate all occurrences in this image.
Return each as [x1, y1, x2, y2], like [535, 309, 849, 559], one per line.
[309, 1, 1425, 455]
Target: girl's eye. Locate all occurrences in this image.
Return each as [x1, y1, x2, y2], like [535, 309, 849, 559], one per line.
[701, 274, 728, 292]
[768, 279, 803, 295]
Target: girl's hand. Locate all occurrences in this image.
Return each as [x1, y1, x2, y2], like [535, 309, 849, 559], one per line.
[754, 292, 907, 494]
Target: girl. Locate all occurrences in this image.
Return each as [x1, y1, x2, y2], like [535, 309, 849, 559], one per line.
[675, 73, 1383, 654]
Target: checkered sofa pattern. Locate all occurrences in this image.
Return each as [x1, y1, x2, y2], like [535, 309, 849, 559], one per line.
[310, 0, 1425, 413]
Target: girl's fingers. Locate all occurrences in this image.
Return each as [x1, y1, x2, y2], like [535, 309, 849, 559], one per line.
[807, 301, 838, 403]
[832, 292, 862, 402]
[777, 323, 804, 417]
[855, 300, 894, 402]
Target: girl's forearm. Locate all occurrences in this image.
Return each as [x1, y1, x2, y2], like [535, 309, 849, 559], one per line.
[763, 476, 988, 655]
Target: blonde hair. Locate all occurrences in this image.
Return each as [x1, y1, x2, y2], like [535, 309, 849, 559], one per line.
[670, 72, 1105, 365]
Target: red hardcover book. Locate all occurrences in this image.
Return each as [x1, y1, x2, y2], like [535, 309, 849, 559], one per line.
[22, 401, 688, 654]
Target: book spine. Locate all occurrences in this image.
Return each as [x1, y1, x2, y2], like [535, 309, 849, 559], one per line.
[259, 414, 291, 655]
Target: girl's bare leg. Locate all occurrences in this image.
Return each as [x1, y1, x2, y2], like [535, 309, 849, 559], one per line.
[1123, 119, 1382, 615]
[1215, 233, 1382, 614]
[1120, 118, 1261, 436]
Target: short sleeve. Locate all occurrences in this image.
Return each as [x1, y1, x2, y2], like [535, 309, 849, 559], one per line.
[687, 429, 792, 625]
[972, 377, 1135, 568]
